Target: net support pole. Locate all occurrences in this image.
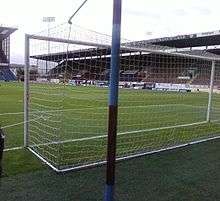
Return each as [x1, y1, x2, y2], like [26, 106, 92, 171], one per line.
[105, 0, 122, 201]
[24, 34, 30, 147]
[206, 60, 215, 122]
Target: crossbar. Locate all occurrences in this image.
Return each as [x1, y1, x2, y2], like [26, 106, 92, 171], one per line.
[26, 34, 220, 61]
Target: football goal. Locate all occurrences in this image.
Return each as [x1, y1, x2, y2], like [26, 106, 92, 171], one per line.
[24, 24, 220, 172]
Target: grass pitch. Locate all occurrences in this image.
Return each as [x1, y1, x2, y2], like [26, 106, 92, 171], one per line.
[1, 139, 220, 201]
[0, 82, 220, 200]
[1, 82, 220, 170]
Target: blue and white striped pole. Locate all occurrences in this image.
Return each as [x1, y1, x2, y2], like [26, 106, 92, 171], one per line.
[105, 0, 122, 201]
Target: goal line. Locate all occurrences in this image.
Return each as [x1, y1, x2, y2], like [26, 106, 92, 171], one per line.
[28, 134, 220, 173]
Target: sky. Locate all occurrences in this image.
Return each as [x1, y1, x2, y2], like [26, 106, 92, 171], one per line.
[1, 0, 220, 64]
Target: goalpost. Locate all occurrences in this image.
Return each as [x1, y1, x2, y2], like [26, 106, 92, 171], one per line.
[24, 24, 220, 172]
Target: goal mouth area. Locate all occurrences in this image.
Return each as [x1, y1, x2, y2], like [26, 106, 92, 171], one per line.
[27, 108, 220, 173]
[28, 134, 220, 173]
[27, 84, 220, 172]
[27, 90, 220, 172]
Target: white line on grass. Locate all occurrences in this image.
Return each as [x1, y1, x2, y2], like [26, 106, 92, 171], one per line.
[1, 116, 43, 129]
[30, 121, 208, 147]
[27, 103, 209, 114]
[0, 103, 213, 117]
[6, 120, 220, 152]
[29, 135, 220, 173]
[4, 146, 23, 152]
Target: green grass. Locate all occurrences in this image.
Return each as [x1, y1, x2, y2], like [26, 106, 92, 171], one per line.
[2, 149, 44, 176]
[1, 139, 220, 201]
[0, 82, 23, 148]
[0, 82, 220, 200]
[1, 82, 220, 169]
[30, 83, 220, 169]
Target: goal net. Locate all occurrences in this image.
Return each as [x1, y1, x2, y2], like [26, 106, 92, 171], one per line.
[25, 23, 220, 172]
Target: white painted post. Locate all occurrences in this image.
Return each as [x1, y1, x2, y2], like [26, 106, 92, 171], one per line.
[206, 60, 215, 122]
[24, 34, 30, 147]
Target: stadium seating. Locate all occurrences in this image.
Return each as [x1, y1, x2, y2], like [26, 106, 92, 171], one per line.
[120, 70, 139, 81]
[100, 69, 110, 81]
[48, 51, 216, 86]
[0, 67, 16, 81]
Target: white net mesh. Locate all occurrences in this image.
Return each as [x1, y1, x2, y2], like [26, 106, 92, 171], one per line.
[27, 23, 220, 171]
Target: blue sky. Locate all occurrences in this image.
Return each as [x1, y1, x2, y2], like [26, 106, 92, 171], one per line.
[0, 0, 220, 63]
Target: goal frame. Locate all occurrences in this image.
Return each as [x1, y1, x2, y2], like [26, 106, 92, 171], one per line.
[24, 33, 220, 172]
